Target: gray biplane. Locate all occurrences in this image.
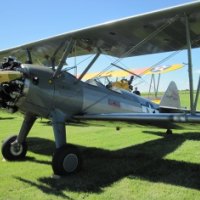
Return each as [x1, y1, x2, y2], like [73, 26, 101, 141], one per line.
[0, 1, 200, 176]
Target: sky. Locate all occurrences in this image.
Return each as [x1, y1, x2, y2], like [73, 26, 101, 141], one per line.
[0, 0, 200, 92]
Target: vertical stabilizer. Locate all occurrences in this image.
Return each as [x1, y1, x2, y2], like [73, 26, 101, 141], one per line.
[159, 81, 181, 110]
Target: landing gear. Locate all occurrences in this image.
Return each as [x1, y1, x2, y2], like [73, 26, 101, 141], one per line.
[166, 129, 173, 135]
[1, 113, 36, 161]
[1, 135, 27, 160]
[52, 144, 82, 175]
[51, 111, 82, 175]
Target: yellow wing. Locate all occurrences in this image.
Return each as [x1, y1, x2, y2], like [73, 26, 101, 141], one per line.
[143, 64, 184, 75]
[82, 67, 149, 80]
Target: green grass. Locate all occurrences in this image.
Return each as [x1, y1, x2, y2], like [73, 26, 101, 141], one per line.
[179, 91, 200, 111]
[0, 91, 200, 200]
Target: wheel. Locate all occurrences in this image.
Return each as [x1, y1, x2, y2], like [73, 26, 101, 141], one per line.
[166, 129, 173, 135]
[52, 144, 82, 176]
[1, 135, 27, 160]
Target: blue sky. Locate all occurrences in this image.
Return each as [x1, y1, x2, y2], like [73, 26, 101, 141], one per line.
[0, 0, 199, 92]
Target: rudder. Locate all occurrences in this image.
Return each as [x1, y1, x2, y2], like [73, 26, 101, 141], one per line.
[159, 81, 181, 111]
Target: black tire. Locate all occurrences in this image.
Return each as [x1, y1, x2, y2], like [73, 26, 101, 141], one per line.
[1, 135, 27, 160]
[52, 144, 82, 176]
[166, 129, 173, 135]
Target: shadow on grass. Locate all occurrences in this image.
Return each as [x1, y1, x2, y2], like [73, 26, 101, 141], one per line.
[17, 131, 200, 195]
[27, 137, 55, 156]
[15, 176, 74, 200]
[0, 117, 15, 120]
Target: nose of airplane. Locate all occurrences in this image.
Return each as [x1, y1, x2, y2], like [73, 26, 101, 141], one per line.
[0, 70, 22, 83]
[0, 70, 24, 112]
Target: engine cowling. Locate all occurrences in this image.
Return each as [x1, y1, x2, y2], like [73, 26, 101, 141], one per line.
[0, 70, 24, 112]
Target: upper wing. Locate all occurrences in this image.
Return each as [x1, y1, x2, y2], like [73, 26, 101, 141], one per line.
[0, 1, 200, 65]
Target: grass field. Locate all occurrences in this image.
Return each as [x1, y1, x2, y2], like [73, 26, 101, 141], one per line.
[0, 91, 200, 200]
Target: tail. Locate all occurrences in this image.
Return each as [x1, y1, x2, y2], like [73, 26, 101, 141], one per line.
[159, 81, 181, 112]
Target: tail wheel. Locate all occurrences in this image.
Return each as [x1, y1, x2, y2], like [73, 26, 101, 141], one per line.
[52, 144, 82, 176]
[1, 135, 27, 160]
[166, 129, 173, 135]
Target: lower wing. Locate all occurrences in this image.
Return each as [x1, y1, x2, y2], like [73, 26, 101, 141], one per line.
[74, 113, 200, 130]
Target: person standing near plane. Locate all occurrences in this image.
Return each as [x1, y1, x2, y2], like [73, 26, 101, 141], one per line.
[133, 87, 141, 95]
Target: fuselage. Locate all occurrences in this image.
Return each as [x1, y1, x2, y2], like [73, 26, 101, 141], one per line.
[0, 65, 159, 121]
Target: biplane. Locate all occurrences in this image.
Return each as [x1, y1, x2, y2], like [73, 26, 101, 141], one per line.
[0, 1, 200, 176]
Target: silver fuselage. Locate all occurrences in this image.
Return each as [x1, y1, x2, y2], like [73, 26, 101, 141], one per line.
[14, 65, 158, 121]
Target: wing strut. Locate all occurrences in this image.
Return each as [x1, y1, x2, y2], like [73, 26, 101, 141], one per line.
[155, 73, 161, 98]
[53, 38, 75, 78]
[148, 74, 160, 99]
[25, 48, 32, 64]
[194, 75, 200, 111]
[51, 42, 67, 70]
[77, 49, 101, 82]
[185, 14, 195, 114]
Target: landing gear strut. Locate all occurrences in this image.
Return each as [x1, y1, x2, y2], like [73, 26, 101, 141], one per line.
[1, 112, 36, 161]
[51, 111, 82, 175]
